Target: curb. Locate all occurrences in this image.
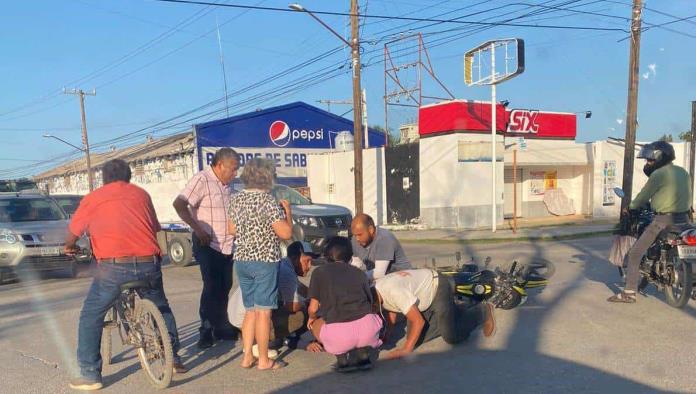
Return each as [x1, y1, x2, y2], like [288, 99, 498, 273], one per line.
[398, 230, 615, 244]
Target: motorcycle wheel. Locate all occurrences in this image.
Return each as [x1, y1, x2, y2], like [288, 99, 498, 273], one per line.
[664, 256, 692, 309]
[526, 259, 556, 280]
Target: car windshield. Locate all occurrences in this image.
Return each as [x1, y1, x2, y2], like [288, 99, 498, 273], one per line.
[271, 185, 311, 206]
[0, 198, 66, 222]
[53, 196, 82, 215]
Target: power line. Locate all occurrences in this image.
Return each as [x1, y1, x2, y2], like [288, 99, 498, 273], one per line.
[153, 0, 627, 31]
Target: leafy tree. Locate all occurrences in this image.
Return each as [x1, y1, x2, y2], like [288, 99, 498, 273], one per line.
[659, 134, 674, 142]
[679, 131, 693, 142]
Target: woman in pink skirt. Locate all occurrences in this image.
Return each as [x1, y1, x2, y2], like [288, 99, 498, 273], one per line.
[307, 236, 382, 371]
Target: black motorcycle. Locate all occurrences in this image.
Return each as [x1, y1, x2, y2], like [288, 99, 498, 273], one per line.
[438, 257, 554, 310]
[613, 188, 696, 308]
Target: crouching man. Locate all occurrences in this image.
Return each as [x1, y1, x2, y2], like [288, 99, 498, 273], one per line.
[307, 236, 383, 371]
[229, 241, 316, 357]
[374, 269, 496, 359]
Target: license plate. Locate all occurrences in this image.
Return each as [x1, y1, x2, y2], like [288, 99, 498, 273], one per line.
[678, 245, 696, 259]
[338, 230, 348, 237]
[40, 247, 61, 257]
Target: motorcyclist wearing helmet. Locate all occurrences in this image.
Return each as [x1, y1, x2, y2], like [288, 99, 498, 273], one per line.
[608, 140, 693, 303]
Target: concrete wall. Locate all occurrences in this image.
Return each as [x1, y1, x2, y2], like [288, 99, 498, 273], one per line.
[590, 140, 693, 218]
[306, 148, 387, 225]
[38, 153, 197, 223]
[419, 133, 504, 229]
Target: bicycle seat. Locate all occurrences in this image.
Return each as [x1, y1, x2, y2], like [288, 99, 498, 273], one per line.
[119, 280, 151, 292]
[665, 223, 692, 236]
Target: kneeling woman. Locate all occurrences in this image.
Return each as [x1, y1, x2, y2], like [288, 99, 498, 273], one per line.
[307, 236, 382, 368]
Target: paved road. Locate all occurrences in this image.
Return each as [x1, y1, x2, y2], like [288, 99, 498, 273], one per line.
[2, 236, 695, 393]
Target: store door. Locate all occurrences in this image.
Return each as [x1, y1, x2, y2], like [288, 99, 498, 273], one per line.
[385, 143, 419, 224]
[504, 168, 523, 218]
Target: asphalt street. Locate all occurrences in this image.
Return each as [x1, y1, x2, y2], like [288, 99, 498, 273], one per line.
[2, 236, 695, 393]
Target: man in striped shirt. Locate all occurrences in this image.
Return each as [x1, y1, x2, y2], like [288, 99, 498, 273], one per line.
[173, 148, 240, 349]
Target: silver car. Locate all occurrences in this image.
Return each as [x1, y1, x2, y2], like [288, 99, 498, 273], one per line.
[0, 192, 90, 281]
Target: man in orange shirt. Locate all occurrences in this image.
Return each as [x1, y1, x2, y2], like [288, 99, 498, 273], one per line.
[66, 159, 184, 391]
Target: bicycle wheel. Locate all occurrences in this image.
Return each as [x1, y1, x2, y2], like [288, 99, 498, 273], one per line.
[134, 299, 173, 389]
[101, 308, 115, 367]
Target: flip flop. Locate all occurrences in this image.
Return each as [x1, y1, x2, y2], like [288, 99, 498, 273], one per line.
[240, 359, 257, 369]
[257, 360, 287, 371]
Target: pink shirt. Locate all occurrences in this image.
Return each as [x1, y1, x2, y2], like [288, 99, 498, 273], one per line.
[177, 169, 234, 255]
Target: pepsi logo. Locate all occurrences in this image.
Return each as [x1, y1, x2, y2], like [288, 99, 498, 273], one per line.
[268, 121, 325, 147]
[269, 120, 291, 147]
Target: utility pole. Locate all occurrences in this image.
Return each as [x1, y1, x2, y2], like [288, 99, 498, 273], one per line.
[64, 88, 96, 192]
[690, 101, 696, 197]
[350, 0, 365, 214]
[619, 0, 643, 214]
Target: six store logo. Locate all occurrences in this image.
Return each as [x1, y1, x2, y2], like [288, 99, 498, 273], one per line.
[507, 109, 540, 134]
[269, 120, 325, 147]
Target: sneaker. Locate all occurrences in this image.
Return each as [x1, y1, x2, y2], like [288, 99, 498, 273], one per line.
[69, 376, 103, 391]
[213, 326, 239, 341]
[251, 344, 278, 359]
[482, 303, 497, 338]
[197, 327, 214, 349]
[173, 359, 187, 374]
[607, 291, 636, 303]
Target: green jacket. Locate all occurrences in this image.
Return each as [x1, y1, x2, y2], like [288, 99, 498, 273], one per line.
[629, 163, 693, 213]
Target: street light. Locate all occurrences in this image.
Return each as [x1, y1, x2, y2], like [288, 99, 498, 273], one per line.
[43, 133, 93, 191]
[289, 1, 365, 214]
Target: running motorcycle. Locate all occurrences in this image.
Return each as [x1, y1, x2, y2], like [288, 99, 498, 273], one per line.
[438, 257, 554, 310]
[612, 187, 696, 308]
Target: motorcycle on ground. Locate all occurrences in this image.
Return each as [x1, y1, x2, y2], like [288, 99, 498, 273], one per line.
[612, 187, 696, 308]
[438, 257, 554, 310]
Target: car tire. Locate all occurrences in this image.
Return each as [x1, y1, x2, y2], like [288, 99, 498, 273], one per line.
[168, 235, 193, 267]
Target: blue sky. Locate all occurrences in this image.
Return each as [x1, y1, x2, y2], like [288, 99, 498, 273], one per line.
[1, 0, 694, 176]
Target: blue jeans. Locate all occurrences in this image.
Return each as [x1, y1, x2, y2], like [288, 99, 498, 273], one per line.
[235, 261, 279, 309]
[76, 261, 180, 380]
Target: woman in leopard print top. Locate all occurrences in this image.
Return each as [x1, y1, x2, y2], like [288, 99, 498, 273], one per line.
[228, 158, 293, 370]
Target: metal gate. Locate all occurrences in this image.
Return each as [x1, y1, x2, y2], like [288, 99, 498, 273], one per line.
[385, 143, 420, 224]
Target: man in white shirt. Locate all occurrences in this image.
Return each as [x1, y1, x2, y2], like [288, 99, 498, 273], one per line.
[374, 269, 497, 359]
[229, 241, 317, 355]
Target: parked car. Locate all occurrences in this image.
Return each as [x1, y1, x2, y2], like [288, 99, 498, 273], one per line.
[51, 194, 83, 216]
[159, 183, 352, 267]
[0, 191, 91, 282]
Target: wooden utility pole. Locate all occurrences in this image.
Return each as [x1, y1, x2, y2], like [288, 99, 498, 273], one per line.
[619, 0, 643, 214]
[64, 88, 96, 191]
[690, 101, 696, 196]
[350, 0, 364, 214]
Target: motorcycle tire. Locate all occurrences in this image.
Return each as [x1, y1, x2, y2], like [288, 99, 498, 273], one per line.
[526, 259, 556, 280]
[664, 258, 692, 309]
[498, 290, 524, 310]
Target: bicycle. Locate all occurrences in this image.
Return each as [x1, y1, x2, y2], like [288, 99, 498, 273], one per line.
[101, 280, 174, 389]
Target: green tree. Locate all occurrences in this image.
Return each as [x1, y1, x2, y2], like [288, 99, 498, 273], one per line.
[679, 131, 693, 142]
[659, 134, 674, 142]
[370, 124, 399, 146]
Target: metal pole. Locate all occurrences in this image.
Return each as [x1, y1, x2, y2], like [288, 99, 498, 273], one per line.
[513, 149, 517, 233]
[78, 91, 94, 192]
[216, 15, 230, 118]
[491, 43, 497, 232]
[362, 89, 369, 149]
[690, 101, 696, 199]
[619, 0, 643, 213]
[351, 0, 364, 214]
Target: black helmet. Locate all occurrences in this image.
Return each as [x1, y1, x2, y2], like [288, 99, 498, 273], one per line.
[638, 141, 675, 176]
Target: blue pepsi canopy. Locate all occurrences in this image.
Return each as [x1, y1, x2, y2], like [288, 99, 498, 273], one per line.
[194, 101, 386, 150]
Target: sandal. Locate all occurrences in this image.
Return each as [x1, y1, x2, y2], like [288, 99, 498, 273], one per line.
[257, 360, 287, 371]
[240, 358, 257, 369]
[607, 291, 636, 303]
